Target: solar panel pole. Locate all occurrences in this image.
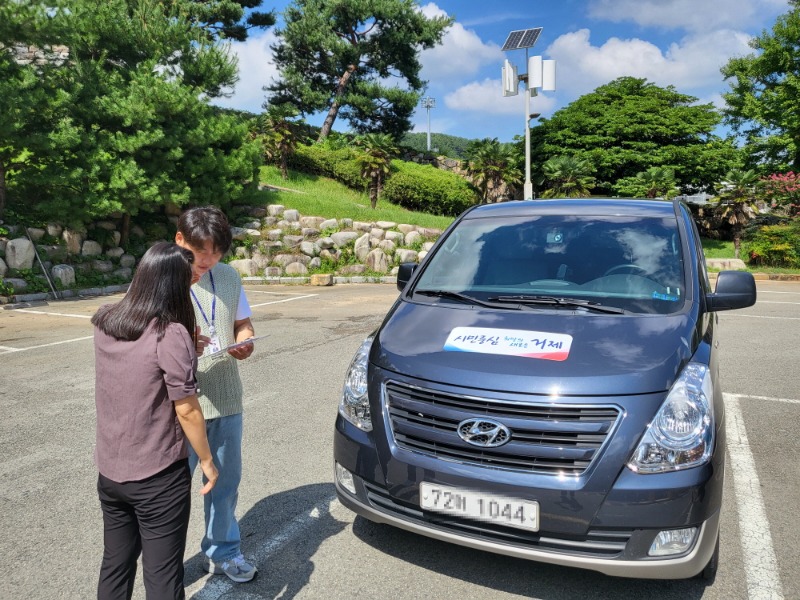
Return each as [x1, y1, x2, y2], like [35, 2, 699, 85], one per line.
[501, 28, 544, 200]
[421, 97, 435, 152]
[524, 49, 533, 200]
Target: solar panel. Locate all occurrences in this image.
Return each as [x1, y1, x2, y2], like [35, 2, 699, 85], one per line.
[502, 27, 543, 51]
[501, 30, 525, 51]
[520, 28, 542, 48]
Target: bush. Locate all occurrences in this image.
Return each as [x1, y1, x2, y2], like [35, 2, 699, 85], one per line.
[745, 221, 800, 268]
[288, 143, 365, 190]
[382, 161, 478, 217]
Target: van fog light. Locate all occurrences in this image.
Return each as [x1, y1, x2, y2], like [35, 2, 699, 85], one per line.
[648, 527, 698, 556]
[335, 462, 357, 495]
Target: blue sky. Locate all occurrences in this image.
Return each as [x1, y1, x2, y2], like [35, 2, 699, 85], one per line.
[213, 0, 791, 142]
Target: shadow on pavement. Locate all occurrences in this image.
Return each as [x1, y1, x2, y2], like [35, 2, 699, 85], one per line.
[184, 482, 346, 599]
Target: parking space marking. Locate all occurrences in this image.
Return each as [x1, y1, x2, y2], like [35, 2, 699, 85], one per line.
[756, 301, 800, 305]
[249, 293, 318, 308]
[11, 308, 93, 319]
[735, 394, 800, 405]
[728, 315, 800, 321]
[186, 494, 340, 599]
[725, 393, 785, 600]
[0, 335, 94, 354]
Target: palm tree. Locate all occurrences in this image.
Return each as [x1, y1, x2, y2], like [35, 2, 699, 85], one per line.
[635, 166, 680, 199]
[256, 105, 302, 180]
[539, 155, 596, 198]
[466, 138, 521, 203]
[354, 133, 397, 209]
[717, 168, 760, 258]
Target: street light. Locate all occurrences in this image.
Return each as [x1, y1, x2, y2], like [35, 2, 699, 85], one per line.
[501, 28, 556, 199]
[421, 96, 435, 152]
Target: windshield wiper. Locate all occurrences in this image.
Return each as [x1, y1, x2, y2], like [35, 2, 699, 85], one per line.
[488, 295, 627, 314]
[414, 289, 521, 310]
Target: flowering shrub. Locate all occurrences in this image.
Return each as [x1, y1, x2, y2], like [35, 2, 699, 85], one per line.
[745, 221, 800, 268]
[761, 171, 800, 217]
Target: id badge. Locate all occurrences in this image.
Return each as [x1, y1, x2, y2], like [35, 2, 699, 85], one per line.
[207, 334, 222, 355]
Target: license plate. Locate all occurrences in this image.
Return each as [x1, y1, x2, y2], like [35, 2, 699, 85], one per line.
[420, 482, 539, 531]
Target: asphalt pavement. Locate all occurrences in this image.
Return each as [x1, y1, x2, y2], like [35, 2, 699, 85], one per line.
[0, 281, 797, 600]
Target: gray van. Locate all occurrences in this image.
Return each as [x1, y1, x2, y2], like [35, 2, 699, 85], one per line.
[333, 198, 756, 580]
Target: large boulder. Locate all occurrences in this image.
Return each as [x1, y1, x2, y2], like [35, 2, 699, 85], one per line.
[51, 265, 76, 287]
[365, 249, 389, 273]
[81, 240, 103, 257]
[6, 238, 35, 270]
[331, 231, 359, 247]
[354, 233, 371, 261]
[285, 262, 308, 275]
[228, 259, 259, 276]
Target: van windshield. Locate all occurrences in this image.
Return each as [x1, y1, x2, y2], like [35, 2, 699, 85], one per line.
[414, 214, 686, 315]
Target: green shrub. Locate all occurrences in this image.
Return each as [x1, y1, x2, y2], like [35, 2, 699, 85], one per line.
[289, 143, 365, 190]
[744, 222, 800, 268]
[382, 161, 478, 217]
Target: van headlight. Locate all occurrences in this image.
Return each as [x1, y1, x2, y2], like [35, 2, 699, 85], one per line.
[339, 335, 374, 431]
[627, 363, 714, 473]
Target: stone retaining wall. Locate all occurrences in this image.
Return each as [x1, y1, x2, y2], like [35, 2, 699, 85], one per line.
[0, 203, 444, 303]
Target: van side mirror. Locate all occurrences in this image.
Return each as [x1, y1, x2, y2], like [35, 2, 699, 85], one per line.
[706, 271, 757, 311]
[397, 263, 418, 292]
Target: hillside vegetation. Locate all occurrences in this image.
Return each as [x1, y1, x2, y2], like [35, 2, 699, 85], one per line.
[258, 166, 455, 230]
[400, 132, 477, 159]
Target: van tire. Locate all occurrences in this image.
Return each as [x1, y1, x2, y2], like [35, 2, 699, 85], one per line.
[699, 532, 719, 582]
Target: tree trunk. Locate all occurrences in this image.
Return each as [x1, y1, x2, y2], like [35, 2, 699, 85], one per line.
[369, 179, 378, 209]
[0, 159, 6, 219]
[280, 152, 289, 180]
[733, 232, 741, 259]
[318, 65, 356, 142]
[120, 212, 131, 248]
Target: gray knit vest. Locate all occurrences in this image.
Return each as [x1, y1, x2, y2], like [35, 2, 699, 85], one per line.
[193, 263, 244, 419]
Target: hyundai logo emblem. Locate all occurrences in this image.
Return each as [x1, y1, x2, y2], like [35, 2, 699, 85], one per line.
[457, 418, 511, 448]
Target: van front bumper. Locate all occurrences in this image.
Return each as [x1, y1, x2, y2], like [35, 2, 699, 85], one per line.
[334, 461, 720, 580]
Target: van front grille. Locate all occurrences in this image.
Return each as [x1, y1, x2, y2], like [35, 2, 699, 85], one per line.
[385, 381, 620, 476]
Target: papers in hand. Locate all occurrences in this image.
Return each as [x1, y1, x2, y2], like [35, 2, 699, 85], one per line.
[203, 335, 266, 358]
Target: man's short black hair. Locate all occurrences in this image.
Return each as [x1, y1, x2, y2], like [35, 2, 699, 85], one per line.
[177, 206, 233, 254]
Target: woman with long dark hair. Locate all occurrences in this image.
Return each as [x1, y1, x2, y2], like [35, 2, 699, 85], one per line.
[91, 242, 218, 599]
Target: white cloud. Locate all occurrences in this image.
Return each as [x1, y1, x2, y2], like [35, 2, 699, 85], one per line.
[212, 31, 280, 113]
[419, 3, 504, 84]
[545, 28, 752, 98]
[444, 78, 557, 116]
[587, 0, 789, 33]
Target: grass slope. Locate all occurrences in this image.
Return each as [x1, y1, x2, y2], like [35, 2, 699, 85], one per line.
[257, 165, 454, 229]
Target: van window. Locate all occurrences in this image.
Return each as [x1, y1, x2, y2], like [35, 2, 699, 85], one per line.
[415, 215, 686, 315]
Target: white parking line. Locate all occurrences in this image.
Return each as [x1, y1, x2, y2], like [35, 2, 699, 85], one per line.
[726, 314, 800, 321]
[0, 335, 94, 354]
[249, 293, 318, 308]
[186, 495, 340, 599]
[12, 308, 93, 318]
[725, 393, 785, 600]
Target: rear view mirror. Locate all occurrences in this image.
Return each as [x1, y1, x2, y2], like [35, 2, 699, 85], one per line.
[397, 263, 418, 292]
[706, 271, 757, 311]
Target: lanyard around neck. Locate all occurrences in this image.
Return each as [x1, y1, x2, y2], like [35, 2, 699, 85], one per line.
[190, 270, 216, 333]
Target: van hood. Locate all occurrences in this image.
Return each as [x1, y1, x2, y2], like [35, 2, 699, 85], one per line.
[372, 299, 699, 396]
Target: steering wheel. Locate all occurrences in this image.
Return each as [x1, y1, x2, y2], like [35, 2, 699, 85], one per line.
[604, 264, 649, 277]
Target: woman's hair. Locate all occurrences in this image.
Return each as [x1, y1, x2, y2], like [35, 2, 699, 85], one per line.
[177, 206, 232, 255]
[91, 242, 196, 341]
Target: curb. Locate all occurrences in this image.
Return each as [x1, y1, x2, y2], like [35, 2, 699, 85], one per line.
[3, 284, 130, 309]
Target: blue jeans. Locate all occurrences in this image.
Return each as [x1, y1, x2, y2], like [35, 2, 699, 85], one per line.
[188, 413, 243, 563]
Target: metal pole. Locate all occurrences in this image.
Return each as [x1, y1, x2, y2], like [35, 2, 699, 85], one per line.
[422, 97, 435, 153]
[524, 51, 533, 200]
[25, 228, 60, 300]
